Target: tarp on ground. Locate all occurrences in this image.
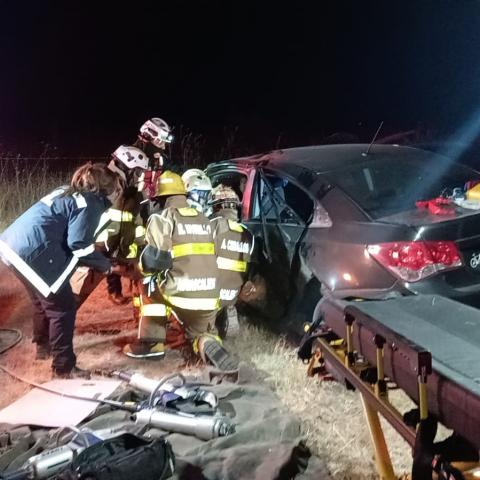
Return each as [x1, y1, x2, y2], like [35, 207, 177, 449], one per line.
[0, 364, 329, 479]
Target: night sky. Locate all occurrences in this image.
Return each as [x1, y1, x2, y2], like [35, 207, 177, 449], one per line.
[2, 1, 480, 157]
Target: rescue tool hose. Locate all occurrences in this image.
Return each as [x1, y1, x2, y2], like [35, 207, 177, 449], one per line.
[148, 372, 186, 407]
[0, 364, 137, 412]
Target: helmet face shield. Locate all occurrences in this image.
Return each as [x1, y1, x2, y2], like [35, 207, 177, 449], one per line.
[189, 189, 211, 206]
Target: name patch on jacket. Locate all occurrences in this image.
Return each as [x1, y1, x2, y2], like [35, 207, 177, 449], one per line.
[220, 288, 239, 301]
[220, 238, 251, 253]
[177, 277, 216, 292]
[177, 223, 212, 236]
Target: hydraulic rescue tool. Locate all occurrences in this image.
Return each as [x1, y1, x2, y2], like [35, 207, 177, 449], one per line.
[0, 429, 110, 480]
[0, 445, 78, 480]
[109, 370, 234, 440]
[133, 408, 234, 440]
[110, 370, 218, 409]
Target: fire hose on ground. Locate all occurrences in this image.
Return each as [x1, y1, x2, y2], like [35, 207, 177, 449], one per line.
[0, 329, 22, 355]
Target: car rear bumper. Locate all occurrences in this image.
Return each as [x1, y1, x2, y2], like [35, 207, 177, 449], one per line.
[404, 274, 480, 308]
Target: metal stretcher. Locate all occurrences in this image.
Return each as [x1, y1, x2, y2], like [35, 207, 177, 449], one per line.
[304, 294, 480, 479]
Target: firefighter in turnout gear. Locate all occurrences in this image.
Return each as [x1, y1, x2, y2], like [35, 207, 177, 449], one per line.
[132, 117, 175, 318]
[182, 169, 212, 213]
[123, 171, 238, 370]
[71, 145, 149, 306]
[209, 185, 254, 337]
[104, 145, 148, 303]
[134, 117, 174, 200]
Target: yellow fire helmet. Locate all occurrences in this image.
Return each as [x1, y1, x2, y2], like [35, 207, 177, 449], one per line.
[466, 183, 480, 201]
[155, 170, 186, 197]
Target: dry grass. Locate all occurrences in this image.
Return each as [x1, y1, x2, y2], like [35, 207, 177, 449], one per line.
[226, 324, 413, 479]
[0, 158, 69, 231]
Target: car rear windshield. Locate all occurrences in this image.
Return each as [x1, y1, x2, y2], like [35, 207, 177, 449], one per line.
[325, 153, 480, 220]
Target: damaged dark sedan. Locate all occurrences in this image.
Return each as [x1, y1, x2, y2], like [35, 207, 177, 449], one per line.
[206, 144, 480, 330]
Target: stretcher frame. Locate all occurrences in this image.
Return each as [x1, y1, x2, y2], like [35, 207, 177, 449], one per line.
[305, 297, 480, 480]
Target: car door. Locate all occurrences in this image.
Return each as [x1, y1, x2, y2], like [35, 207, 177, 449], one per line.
[242, 168, 315, 317]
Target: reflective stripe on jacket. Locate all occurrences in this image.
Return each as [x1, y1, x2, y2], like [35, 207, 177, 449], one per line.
[0, 188, 111, 297]
[140, 195, 219, 310]
[95, 208, 145, 260]
[95, 186, 146, 260]
[210, 209, 253, 306]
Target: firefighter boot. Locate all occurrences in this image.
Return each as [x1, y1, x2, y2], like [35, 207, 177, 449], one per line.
[196, 334, 239, 371]
[35, 343, 51, 360]
[123, 340, 165, 359]
[215, 306, 239, 339]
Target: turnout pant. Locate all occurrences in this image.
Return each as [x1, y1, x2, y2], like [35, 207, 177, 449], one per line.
[25, 283, 77, 372]
[138, 286, 217, 344]
[173, 306, 217, 340]
[138, 288, 168, 343]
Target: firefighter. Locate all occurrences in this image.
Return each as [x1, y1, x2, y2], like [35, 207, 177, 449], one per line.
[182, 168, 212, 213]
[70, 145, 149, 306]
[101, 145, 149, 304]
[208, 185, 254, 337]
[123, 171, 238, 370]
[134, 117, 174, 201]
[130, 117, 175, 312]
[0, 163, 123, 378]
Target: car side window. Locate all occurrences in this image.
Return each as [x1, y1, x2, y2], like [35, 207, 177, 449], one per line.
[252, 172, 314, 225]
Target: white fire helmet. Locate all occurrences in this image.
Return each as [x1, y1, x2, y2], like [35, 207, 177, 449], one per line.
[139, 117, 173, 148]
[181, 169, 212, 193]
[111, 145, 149, 170]
[182, 169, 212, 212]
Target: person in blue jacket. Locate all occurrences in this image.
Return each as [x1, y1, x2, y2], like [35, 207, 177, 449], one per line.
[0, 162, 124, 379]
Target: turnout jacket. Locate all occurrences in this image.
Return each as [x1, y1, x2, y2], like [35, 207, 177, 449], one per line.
[210, 209, 254, 307]
[0, 187, 111, 297]
[140, 195, 219, 311]
[96, 187, 145, 260]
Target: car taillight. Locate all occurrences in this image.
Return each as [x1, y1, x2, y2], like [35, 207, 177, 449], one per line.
[366, 241, 462, 282]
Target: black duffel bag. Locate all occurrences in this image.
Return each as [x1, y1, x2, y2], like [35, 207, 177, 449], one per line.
[56, 433, 174, 480]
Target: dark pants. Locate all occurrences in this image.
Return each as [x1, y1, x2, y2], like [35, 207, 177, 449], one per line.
[25, 284, 77, 372]
[106, 272, 122, 295]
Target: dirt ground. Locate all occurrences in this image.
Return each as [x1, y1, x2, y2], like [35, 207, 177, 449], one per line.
[0, 264, 202, 406]
[0, 263, 416, 479]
